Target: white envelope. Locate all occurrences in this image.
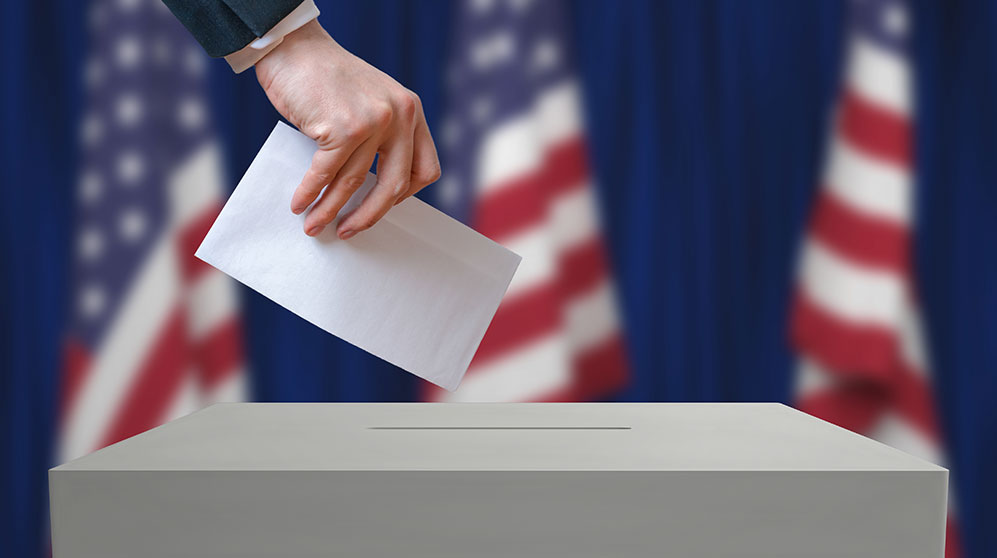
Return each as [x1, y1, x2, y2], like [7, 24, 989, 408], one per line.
[196, 122, 521, 391]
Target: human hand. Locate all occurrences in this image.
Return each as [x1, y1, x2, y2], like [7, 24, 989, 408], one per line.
[255, 20, 440, 239]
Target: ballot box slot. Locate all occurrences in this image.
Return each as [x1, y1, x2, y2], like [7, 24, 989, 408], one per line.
[367, 426, 632, 430]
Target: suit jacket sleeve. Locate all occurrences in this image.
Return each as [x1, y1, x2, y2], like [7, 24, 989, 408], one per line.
[162, 0, 305, 57]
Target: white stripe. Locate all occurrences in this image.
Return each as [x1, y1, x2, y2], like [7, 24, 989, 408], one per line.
[824, 138, 911, 224]
[536, 81, 584, 147]
[871, 413, 945, 467]
[202, 367, 248, 404]
[60, 236, 180, 462]
[187, 270, 239, 339]
[795, 358, 834, 399]
[565, 280, 618, 351]
[162, 370, 202, 424]
[800, 238, 906, 328]
[846, 37, 910, 116]
[169, 142, 225, 228]
[449, 335, 571, 402]
[477, 81, 582, 195]
[550, 184, 599, 252]
[501, 227, 555, 298]
[898, 301, 929, 377]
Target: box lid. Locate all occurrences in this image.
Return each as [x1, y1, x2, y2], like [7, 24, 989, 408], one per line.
[53, 403, 944, 472]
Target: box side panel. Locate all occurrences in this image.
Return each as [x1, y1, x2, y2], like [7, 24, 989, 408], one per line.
[50, 470, 947, 558]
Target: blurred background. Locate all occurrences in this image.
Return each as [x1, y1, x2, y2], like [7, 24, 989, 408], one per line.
[2, 0, 995, 557]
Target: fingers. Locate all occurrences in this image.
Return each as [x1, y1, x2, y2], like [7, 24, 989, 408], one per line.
[302, 137, 378, 236]
[395, 109, 441, 205]
[337, 120, 415, 239]
[291, 146, 358, 215]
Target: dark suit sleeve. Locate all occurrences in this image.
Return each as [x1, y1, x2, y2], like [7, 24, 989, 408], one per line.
[161, 0, 305, 57]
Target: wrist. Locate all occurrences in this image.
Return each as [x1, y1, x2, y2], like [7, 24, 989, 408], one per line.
[224, 0, 321, 74]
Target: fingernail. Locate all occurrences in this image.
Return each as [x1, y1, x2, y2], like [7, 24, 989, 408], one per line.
[291, 204, 305, 215]
[306, 225, 324, 236]
[339, 229, 356, 240]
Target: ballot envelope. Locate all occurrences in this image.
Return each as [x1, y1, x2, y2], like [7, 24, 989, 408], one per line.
[49, 403, 948, 557]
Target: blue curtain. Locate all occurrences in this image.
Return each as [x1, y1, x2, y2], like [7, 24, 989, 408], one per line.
[2, 1, 994, 557]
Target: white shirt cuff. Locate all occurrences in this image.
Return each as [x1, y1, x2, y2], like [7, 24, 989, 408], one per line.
[224, 0, 320, 74]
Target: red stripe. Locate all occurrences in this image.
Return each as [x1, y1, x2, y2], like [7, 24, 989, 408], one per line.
[59, 339, 91, 424]
[945, 517, 962, 558]
[791, 291, 899, 378]
[470, 283, 561, 367]
[889, 361, 941, 442]
[178, 204, 222, 281]
[797, 380, 888, 434]
[194, 317, 243, 392]
[538, 334, 628, 402]
[469, 235, 612, 370]
[559, 237, 609, 298]
[571, 333, 628, 400]
[474, 136, 589, 241]
[839, 89, 911, 166]
[99, 309, 189, 449]
[811, 190, 909, 272]
[544, 136, 590, 196]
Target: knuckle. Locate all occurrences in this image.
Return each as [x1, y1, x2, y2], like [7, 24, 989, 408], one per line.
[312, 206, 336, 224]
[370, 101, 394, 129]
[420, 161, 442, 184]
[307, 168, 333, 185]
[340, 122, 368, 144]
[311, 122, 362, 148]
[394, 92, 417, 121]
[341, 174, 367, 191]
[358, 214, 380, 230]
[309, 124, 338, 147]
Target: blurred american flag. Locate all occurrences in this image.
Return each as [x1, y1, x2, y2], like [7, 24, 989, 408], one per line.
[431, 0, 627, 401]
[59, 0, 245, 463]
[792, 0, 960, 555]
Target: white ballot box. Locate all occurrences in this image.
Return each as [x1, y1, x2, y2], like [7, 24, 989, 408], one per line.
[50, 403, 947, 558]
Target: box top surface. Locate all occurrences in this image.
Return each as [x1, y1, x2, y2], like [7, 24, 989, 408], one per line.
[54, 403, 944, 472]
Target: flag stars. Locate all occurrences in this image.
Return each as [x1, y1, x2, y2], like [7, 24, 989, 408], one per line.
[441, 118, 461, 148]
[117, 0, 142, 11]
[85, 58, 105, 89]
[78, 228, 105, 261]
[118, 209, 147, 243]
[115, 36, 143, 69]
[79, 284, 107, 319]
[470, 32, 516, 71]
[177, 98, 205, 130]
[530, 39, 560, 73]
[79, 171, 104, 204]
[438, 176, 460, 208]
[115, 94, 143, 127]
[882, 4, 908, 37]
[80, 113, 104, 146]
[470, 0, 496, 13]
[116, 151, 145, 184]
[471, 97, 494, 124]
[184, 47, 207, 75]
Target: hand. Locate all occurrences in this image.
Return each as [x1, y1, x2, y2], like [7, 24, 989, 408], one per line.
[255, 20, 440, 239]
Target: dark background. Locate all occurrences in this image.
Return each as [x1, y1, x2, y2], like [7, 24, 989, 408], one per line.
[2, 1, 995, 557]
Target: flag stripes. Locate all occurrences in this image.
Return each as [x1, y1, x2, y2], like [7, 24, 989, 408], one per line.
[60, 0, 245, 464]
[791, 2, 959, 556]
[436, 0, 627, 402]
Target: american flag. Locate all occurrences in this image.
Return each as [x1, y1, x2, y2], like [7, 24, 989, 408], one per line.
[792, 1, 960, 556]
[59, 0, 245, 463]
[430, 0, 627, 401]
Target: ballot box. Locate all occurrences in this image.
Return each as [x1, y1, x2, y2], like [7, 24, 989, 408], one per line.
[50, 403, 948, 557]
